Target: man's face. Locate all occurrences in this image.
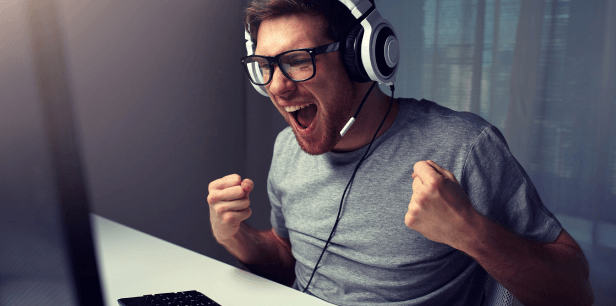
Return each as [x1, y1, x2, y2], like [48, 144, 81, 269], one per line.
[255, 13, 359, 155]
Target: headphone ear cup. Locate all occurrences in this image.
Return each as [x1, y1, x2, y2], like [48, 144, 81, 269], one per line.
[343, 24, 371, 83]
[373, 25, 398, 80]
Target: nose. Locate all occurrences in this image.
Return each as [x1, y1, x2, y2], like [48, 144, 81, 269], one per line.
[267, 65, 296, 97]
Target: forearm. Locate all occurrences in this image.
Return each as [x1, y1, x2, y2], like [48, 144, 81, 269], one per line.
[458, 214, 593, 306]
[218, 222, 296, 286]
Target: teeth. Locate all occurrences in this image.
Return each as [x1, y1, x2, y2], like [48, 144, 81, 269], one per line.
[284, 103, 311, 113]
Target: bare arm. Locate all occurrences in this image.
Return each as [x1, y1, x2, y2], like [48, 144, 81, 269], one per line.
[407, 160, 594, 306]
[221, 225, 296, 286]
[208, 174, 296, 286]
[461, 217, 593, 306]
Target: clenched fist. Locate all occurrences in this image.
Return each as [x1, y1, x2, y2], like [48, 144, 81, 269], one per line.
[405, 160, 479, 248]
[208, 174, 254, 243]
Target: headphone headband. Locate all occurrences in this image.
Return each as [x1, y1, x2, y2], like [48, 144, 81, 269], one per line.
[339, 0, 373, 18]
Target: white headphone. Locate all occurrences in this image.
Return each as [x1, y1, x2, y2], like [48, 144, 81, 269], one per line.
[244, 0, 399, 97]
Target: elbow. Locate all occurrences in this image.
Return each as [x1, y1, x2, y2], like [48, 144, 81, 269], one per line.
[581, 278, 594, 306]
[577, 252, 594, 306]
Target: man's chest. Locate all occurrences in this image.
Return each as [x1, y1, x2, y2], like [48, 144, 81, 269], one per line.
[276, 163, 455, 266]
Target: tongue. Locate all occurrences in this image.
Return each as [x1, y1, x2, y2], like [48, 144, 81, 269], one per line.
[297, 104, 317, 129]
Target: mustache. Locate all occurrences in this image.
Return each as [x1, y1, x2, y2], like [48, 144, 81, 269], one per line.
[274, 90, 314, 103]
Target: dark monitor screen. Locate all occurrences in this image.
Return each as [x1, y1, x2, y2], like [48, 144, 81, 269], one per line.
[0, 1, 105, 305]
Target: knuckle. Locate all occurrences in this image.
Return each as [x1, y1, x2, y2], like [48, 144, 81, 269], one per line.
[222, 212, 241, 224]
[244, 207, 253, 220]
[404, 211, 416, 227]
[426, 181, 436, 190]
[413, 161, 423, 170]
[226, 187, 243, 202]
[222, 213, 234, 224]
[228, 174, 241, 184]
[236, 185, 247, 198]
[427, 177, 441, 189]
[411, 193, 425, 206]
[408, 202, 420, 215]
[236, 199, 249, 210]
[207, 194, 216, 205]
[241, 197, 251, 207]
[214, 204, 226, 216]
[412, 179, 420, 190]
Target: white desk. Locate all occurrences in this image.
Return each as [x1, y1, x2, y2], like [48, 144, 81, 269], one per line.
[91, 214, 334, 306]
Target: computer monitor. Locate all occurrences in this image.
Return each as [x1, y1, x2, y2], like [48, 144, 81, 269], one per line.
[0, 0, 105, 305]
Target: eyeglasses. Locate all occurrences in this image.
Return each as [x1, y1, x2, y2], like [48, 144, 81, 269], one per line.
[241, 41, 340, 86]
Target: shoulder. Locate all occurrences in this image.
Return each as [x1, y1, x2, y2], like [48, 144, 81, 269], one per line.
[382, 98, 513, 183]
[392, 98, 506, 154]
[398, 98, 493, 137]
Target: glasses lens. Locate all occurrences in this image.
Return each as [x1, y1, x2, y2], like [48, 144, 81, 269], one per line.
[280, 50, 314, 81]
[244, 57, 270, 85]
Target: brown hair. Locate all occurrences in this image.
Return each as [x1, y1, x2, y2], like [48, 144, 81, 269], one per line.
[243, 0, 375, 46]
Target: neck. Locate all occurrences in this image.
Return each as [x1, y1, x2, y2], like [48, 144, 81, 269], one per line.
[332, 85, 399, 153]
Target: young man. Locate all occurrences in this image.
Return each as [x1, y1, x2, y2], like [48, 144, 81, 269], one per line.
[207, 1, 594, 305]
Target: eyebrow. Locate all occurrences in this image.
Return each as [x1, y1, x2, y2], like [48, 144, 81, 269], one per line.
[254, 39, 315, 57]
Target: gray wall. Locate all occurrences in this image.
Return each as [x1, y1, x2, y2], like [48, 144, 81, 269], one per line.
[244, 81, 288, 232]
[56, 0, 252, 267]
[1, 0, 287, 268]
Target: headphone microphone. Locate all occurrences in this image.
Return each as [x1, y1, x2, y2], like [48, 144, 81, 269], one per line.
[339, 81, 377, 137]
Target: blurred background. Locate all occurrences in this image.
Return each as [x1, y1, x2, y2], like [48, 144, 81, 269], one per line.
[0, 0, 614, 304]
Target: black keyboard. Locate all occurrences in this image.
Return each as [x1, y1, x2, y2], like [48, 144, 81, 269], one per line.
[118, 290, 221, 306]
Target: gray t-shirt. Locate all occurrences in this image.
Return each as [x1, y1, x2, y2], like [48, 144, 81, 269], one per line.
[267, 98, 562, 305]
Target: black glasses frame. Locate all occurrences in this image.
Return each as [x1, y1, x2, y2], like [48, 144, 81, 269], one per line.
[241, 41, 340, 86]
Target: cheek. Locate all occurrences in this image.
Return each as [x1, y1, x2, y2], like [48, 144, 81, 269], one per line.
[315, 55, 351, 85]
[305, 58, 356, 117]
[312, 68, 353, 100]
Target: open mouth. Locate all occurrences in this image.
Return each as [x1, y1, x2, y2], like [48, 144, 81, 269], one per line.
[286, 103, 317, 130]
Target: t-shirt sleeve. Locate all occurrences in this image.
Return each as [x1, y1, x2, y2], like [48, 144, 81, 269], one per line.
[461, 125, 562, 243]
